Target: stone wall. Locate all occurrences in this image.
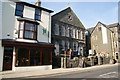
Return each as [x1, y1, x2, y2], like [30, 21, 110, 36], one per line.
[66, 57, 79, 68]
[60, 56, 111, 69]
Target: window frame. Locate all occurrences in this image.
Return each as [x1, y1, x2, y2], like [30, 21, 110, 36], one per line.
[35, 8, 41, 21]
[15, 4, 24, 17]
[24, 22, 37, 40]
[15, 48, 52, 67]
[18, 21, 38, 40]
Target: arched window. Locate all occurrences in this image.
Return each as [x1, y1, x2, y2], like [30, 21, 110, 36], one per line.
[54, 24, 59, 35]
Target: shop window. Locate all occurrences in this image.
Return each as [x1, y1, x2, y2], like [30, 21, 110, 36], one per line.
[17, 48, 29, 66]
[16, 48, 52, 66]
[42, 49, 51, 65]
[30, 50, 40, 66]
[16, 48, 41, 66]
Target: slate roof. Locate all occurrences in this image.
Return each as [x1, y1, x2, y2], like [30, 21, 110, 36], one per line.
[86, 27, 95, 34]
[52, 7, 85, 29]
[88, 22, 116, 35]
[8, 0, 53, 13]
[106, 23, 119, 28]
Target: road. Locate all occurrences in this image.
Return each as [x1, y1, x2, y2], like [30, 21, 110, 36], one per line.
[2, 63, 119, 80]
[46, 64, 119, 78]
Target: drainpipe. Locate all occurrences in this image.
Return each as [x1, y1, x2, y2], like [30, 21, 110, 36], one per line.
[48, 13, 51, 43]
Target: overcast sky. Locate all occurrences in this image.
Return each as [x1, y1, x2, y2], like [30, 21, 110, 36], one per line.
[21, 0, 118, 28]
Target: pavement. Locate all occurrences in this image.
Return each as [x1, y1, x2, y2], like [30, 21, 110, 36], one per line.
[0, 63, 119, 79]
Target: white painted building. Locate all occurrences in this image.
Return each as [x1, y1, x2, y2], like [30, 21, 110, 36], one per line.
[0, 0, 53, 71]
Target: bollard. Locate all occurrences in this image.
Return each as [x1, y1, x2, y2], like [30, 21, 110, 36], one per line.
[61, 57, 64, 68]
[90, 57, 94, 66]
[103, 56, 106, 64]
[98, 56, 102, 65]
[63, 57, 67, 68]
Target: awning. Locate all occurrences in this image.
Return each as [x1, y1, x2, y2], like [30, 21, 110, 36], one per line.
[2, 39, 54, 48]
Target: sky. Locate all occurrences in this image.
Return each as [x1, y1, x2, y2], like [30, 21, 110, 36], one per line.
[21, 0, 118, 28]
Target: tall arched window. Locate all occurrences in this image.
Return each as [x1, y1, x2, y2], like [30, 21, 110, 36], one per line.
[54, 24, 59, 35]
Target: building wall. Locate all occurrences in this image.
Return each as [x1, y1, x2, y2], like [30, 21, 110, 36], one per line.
[2, 1, 51, 43]
[0, 1, 52, 71]
[91, 23, 112, 57]
[0, 40, 4, 71]
[52, 20, 85, 55]
[0, 1, 2, 40]
[2, 2, 18, 39]
[118, 27, 120, 53]
[38, 11, 51, 43]
[109, 27, 120, 60]
[85, 30, 91, 56]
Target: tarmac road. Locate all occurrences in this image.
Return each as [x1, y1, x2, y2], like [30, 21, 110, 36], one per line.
[45, 64, 119, 78]
[2, 63, 120, 80]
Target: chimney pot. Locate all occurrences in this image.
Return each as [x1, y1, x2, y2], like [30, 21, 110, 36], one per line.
[35, 0, 41, 7]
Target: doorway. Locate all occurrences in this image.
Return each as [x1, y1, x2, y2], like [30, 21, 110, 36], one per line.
[42, 49, 51, 65]
[3, 47, 13, 71]
[116, 53, 118, 59]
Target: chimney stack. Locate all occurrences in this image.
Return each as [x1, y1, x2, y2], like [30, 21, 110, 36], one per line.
[35, 0, 41, 7]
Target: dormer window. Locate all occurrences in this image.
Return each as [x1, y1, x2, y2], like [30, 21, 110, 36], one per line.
[15, 4, 24, 17]
[35, 9, 41, 21]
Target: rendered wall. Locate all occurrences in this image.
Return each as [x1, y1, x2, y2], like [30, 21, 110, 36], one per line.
[2, 1, 51, 43]
[0, 41, 4, 72]
[2, 1, 19, 39]
[0, 1, 2, 40]
[38, 11, 51, 43]
[23, 6, 35, 19]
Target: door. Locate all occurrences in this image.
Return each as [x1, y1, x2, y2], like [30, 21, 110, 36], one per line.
[3, 47, 13, 71]
[42, 49, 51, 65]
[116, 53, 118, 59]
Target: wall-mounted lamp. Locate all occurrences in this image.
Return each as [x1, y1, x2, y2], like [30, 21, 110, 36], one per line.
[7, 33, 10, 37]
[14, 29, 18, 34]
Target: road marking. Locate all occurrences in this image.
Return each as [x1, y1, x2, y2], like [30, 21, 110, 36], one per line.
[99, 71, 117, 77]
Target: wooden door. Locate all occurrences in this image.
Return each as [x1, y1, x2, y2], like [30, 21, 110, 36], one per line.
[3, 47, 13, 71]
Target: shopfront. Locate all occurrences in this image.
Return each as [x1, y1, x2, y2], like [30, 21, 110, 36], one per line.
[2, 39, 53, 71]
